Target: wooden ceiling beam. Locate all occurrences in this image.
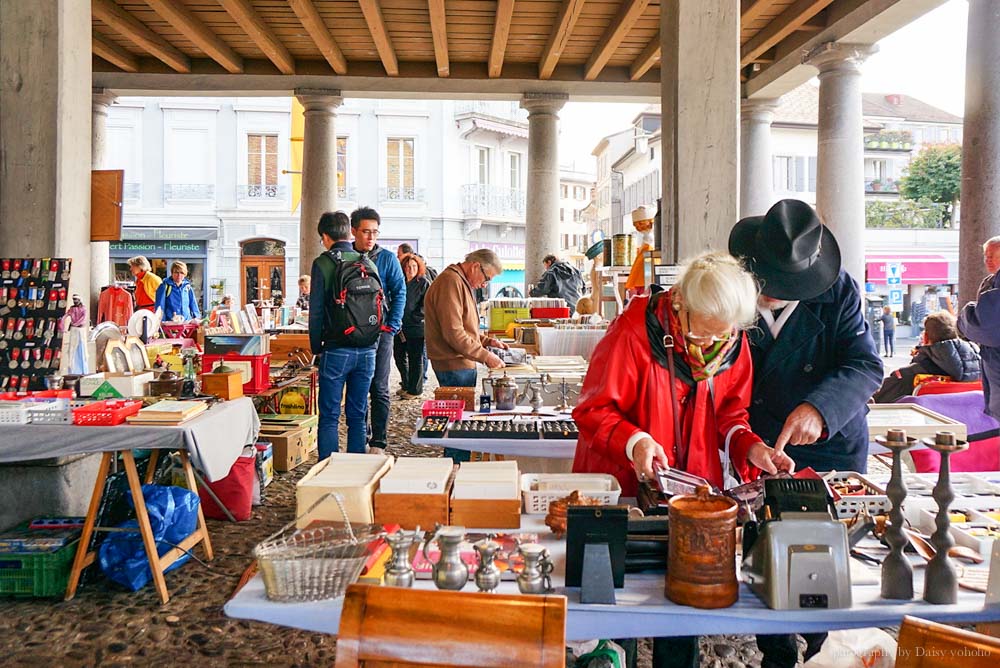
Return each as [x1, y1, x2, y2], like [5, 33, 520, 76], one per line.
[741, 0, 773, 25]
[539, 0, 586, 80]
[219, 0, 295, 75]
[145, 0, 242, 73]
[289, 0, 348, 74]
[629, 35, 660, 81]
[796, 16, 827, 32]
[584, 0, 650, 81]
[488, 0, 516, 78]
[428, 0, 450, 77]
[740, 0, 835, 67]
[358, 0, 399, 77]
[92, 33, 138, 73]
[91, 0, 190, 73]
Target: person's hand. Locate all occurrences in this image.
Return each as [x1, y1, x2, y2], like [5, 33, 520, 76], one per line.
[774, 403, 825, 451]
[487, 337, 509, 350]
[747, 441, 796, 475]
[632, 437, 669, 483]
[485, 352, 505, 369]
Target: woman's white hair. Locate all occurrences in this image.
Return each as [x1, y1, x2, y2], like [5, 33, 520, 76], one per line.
[674, 251, 759, 329]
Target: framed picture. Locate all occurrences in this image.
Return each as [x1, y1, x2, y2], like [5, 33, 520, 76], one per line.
[104, 341, 134, 374]
[245, 303, 262, 334]
[867, 404, 966, 441]
[124, 336, 150, 372]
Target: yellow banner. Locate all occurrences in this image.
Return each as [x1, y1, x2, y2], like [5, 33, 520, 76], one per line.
[290, 97, 304, 213]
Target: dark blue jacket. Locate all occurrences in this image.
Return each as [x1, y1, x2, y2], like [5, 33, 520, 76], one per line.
[357, 243, 406, 334]
[746, 271, 884, 474]
[958, 271, 1000, 418]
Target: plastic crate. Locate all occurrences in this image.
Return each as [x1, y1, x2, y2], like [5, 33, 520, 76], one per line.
[520, 473, 622, 514]
[0, 390, 74, 400]
[0, 540, 78, 597]
[823, 471, 890, 517]
[202, 353, 272, 394]
[421, 400, 465, 422]
[489, 307, 530, 332]
[73, 399, 143, 426]
[0, 401, 33, 425]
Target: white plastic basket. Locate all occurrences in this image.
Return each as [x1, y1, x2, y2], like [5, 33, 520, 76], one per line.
[823, 471, 890, 517]
[0, 401, 33, 425]
[520, 473, 622, 514]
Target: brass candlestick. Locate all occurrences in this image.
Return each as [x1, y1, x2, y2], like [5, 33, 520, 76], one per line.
[922, 431, 969, 604]
[875, 429, 917, 600]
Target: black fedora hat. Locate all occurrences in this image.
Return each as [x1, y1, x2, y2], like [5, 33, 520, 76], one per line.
[728, 199, 841, 301]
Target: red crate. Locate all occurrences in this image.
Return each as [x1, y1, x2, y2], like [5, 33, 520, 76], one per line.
[530, 307, 570, 319]
[0, 390, 74, 401]
[421, 400, 465, 422]
[202, 353, 272, 395]
[72, 400, 143, 426]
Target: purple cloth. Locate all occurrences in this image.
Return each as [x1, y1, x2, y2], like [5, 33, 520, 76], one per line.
[897, 391, 1000, 437]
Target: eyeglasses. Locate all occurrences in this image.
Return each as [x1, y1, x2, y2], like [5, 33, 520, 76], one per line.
[679, 308, 731, 345]
[477, 263, 493, 283]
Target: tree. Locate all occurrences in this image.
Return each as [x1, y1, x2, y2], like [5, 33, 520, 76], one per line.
[898, 144, 962, 225]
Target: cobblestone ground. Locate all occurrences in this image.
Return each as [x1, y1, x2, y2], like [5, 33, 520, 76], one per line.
[0, 366, 893, 667]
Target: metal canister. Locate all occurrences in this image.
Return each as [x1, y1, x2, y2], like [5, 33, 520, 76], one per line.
[602, 239, 613, 266]
[611, 233, 633, 267]
[666, 486, 739, 608]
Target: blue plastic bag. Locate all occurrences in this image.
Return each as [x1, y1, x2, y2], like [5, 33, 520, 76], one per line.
[98, 484, 201, 591]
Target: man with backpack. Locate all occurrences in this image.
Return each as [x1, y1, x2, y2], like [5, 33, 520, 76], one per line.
[309, 211, 384, 460]
[352, 207, 407, 455]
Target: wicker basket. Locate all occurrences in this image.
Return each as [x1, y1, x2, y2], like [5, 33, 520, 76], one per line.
[253, 492, 382, 602]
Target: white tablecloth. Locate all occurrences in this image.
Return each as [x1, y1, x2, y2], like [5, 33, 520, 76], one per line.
[224, 515, 999, 640]
[0, 397, 259, 482]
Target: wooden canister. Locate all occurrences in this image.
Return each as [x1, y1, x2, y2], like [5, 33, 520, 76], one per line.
[666, 486, 738, 608]
[611, 234, 633, 266]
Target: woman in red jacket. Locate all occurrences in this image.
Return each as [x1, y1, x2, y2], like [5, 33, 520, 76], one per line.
[574, 250, 793, 497]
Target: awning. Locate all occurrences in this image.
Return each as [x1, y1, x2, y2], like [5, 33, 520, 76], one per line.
[866, 254, 953, 284]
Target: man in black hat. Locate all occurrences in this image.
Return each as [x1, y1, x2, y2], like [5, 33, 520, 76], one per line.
[730, 199, 883, 668]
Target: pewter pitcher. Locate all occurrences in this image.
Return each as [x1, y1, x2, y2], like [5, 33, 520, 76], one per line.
[483, 373, 519, 411]
[514, 543, 553, 594]
[383, 529, 418, 588]
[473, 538, 502, 593]
[422, 525, 468, 591]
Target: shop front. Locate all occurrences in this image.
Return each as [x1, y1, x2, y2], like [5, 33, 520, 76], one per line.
[109, 227, 216, 313]
[476, 241, 525, 298]
[865, 253, 958, 334]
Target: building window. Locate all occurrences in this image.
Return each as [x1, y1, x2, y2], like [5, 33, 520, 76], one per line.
[337, 136, 348, 188]
[477, 146, 491, 185]
[573, 185, 585, 200]
[773, 156, 813, 193]
[248, 134, 278, 197]
[386, 137, 415, 198]
[560, 208, 565, 222]
[561, 184, 569, 198]
[649, 146, 655, 161]
[573, 209, 582, 223]
[508, 152, 521, 190]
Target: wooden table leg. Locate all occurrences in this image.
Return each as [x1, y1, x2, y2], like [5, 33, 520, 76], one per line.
[64, 451, 113, 601]
[180, 450, 214, 560]
[144, 450, 160, 484]
[122, 450, 171, 604]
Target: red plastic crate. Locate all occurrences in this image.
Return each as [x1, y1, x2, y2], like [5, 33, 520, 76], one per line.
[530, 307, 571, 319]
[0, 390, 74, 401]
[421, 400, 465, 422]
[202, 353, 272, 394]
[72, 400, 143, 426]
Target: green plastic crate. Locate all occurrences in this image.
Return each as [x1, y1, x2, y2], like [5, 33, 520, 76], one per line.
[0, 540, 78, 598]
[489, 307, 530, 332]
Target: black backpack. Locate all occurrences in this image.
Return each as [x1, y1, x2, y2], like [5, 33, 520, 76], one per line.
[317, 249, 384, 347]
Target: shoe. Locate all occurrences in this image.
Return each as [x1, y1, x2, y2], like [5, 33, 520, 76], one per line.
[366, 446, 386, 456]
[400, 391, 421, 400]
[395, 388, 409, 397]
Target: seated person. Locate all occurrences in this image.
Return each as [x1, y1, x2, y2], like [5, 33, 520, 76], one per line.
[873, 310, 981, 403]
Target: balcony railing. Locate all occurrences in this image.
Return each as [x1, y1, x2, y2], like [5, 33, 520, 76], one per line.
[237, 184, 287, 201]
[123, 183, 141, 201]
[163, 184, 215, 201]
[379, 186, 424, 202]
[461, 184, 526, 219]
[865, 178, 900, 194]
[338, 186, 358, 201]
[454, 101, 528, 122]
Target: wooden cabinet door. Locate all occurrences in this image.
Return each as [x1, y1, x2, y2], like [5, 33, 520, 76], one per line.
[91, 169, 124, 241]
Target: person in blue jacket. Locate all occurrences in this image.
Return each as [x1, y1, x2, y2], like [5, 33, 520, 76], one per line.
[154, 260, 201, 322]
[351, 207, 406, 454]
[730, 199, 883, 668]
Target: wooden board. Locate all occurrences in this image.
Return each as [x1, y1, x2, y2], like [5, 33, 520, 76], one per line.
[449, 497, 521, 529]
[867, 403, 967, 441]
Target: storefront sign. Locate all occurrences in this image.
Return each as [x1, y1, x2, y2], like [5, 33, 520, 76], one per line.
[109, 240, 207, 257]
[475, 241, 526, 270]
[121, 227, 219, 241]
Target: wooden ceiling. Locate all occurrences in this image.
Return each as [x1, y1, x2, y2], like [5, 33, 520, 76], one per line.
[91, 0, 841, 85]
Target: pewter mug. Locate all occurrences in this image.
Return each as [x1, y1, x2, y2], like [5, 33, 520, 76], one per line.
[473, 538, 502, 593]
[484, 373, 518, 411]
[383, 529, 418, 588]
[422, 525, 469, 591]
[514, 543, 553, 594]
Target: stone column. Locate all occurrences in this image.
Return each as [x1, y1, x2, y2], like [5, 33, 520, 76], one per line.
[0, 0, 92, 306]
[740, 98, 780, 218]
[521, 93, 567, 290]
[959, 0, 1000, 303]
[295, 89, 343, 268]
[91, 88, 117, 315]
[660, 0, 739, 262]
[805, 42, 877, 287]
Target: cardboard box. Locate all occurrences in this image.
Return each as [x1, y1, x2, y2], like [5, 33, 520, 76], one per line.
[78, 373, 108, 397]
[296, 453, 393, 527]
[106, 371, 154, 398]
[255, 441, 274, 487]
[201, 370, 244, 400]
[260, 415, 318, 457]
[449, 498, 521, 529]
[262, 427, 311, 472]
[204, 333, 270, 356]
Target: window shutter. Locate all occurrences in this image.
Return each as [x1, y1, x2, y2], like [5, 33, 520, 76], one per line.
[795, 157, 806, 192]
[808, 157, 817, 192]
[773, 158, 781, 191]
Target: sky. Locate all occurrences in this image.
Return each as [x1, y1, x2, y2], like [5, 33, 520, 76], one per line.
[557, 0, 969, 173]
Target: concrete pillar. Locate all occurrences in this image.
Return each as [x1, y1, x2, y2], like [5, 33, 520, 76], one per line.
[804, 42, 877, 287]
[959, 1, 1000, 303]
[295, 89, 343, 267]
[521, 93, 567, 290]
[91, 89, 117, 317]
[660, 0, 740, 262]
[0, 0, 92, 305]
[740, 98, 780, 218]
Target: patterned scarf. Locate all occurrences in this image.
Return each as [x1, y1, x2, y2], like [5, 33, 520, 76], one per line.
[660, 290, 740, 382]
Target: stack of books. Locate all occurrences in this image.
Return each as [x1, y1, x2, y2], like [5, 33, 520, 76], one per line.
[125, 399, 208, 425]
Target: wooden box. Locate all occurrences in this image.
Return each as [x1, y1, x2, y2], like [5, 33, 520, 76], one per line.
[296, 454, 394, 526]
[261, 426, 311, 472]
[449, 498, 521, 529]
[374, 476, 453, 530]
[435, 386, 477, 411]
[201, 370, 244, 400]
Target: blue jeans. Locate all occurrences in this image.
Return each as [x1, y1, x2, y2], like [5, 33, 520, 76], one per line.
[318, 346, 376, 459]
[433, 366, 478, 463]
[883, 330, 895, 357]
[367, 331, 395, 449]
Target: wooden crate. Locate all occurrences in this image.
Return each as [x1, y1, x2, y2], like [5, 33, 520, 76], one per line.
[435, 386, 476, 411]
[374, 476, 453, 530]
[201, 370, 243, 400]
[449, 498, 521, 529]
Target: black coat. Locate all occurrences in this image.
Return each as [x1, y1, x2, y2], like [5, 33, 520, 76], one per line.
[747, 271, 884, 474]
[874, 339, 982, 404]
[401, 276, 430, 338]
